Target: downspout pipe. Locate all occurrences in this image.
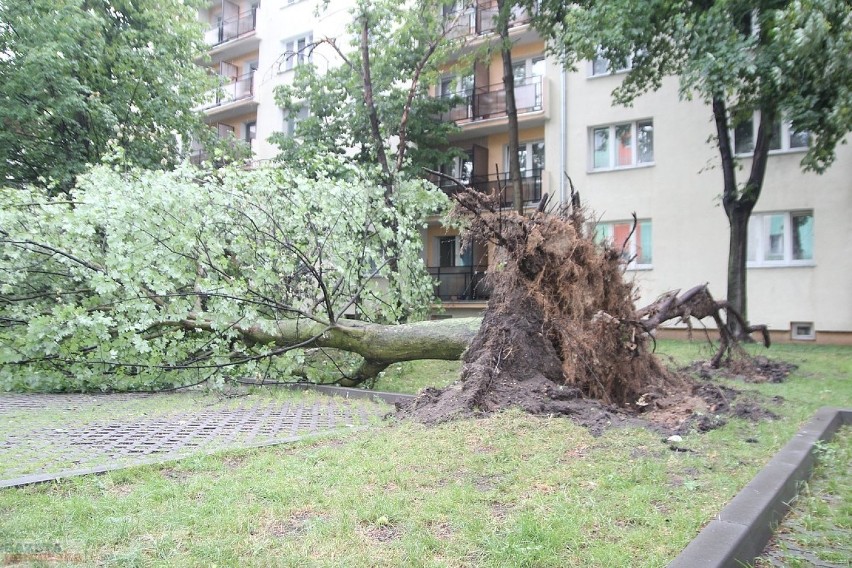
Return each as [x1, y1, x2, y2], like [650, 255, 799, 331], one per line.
[559, 68, 567, 205]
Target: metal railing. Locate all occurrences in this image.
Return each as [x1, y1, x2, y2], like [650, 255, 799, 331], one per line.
[428, 264, 490, 301]
[439, 76, 543, 123]
[442, 0, 532, 37]
[205, 11, 257, 46]
[200, 73, 254, 110]
[434, 171, 543, 208]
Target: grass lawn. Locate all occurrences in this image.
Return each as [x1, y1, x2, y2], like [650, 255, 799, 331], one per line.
[1, 340, 850, 567]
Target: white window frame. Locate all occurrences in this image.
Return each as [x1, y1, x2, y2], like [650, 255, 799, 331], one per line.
[282, 105, 310, 138]
[593, 219, 653, 270]
[589, 120, 654, 171]
[588, 52, 633, 78]
[790, 321, 815, 341]
[512, 55, 546, 81]
[747, 210, 815, 268]
[281, 33, 313, 72]
[504, 140, 545, 177]
[733, 111, 809, 156]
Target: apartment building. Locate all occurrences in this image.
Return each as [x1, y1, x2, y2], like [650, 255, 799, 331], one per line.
[196, 1, 852, 342]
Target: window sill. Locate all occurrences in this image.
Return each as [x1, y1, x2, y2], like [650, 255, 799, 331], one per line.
[735, 147, 808, 158]
[587, 69, 630, 80]
[625, 265, 653, 272]
[747, 261, 815, 269]
[588, 162, 655, 174]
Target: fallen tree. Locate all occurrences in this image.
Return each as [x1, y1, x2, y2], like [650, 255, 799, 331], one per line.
[1, 164, 768, 406]
[0, 163, 462, 391]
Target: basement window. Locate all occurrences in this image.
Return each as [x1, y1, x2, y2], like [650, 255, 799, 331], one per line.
[791, 322, 815, 341]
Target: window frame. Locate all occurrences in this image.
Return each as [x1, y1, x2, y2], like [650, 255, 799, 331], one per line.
[589, 119, 654, 171]
[282, 106, 310, 138]
[746, 210, 815, 268]
[593, 219, 653, 270]
[588, 52, 633, 78]
[504, 140, 545, 177]
[281, 32, 313, 72]
[732, 111, 810, 156]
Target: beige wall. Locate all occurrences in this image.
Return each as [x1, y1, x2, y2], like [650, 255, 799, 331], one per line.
[566, 72, 852, 334]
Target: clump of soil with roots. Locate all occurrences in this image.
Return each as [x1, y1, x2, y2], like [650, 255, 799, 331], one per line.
[397, 186, 778, 434]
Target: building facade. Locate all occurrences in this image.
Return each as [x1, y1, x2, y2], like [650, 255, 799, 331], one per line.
[197, 0, 852, 342]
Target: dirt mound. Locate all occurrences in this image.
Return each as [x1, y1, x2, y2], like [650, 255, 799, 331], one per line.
[397, 187, 776, 434]
[683, 355, 797, 383]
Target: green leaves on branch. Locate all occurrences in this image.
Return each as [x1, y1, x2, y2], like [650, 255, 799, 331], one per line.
[0, 163, 448, 392]
[0, 0, 210, 192]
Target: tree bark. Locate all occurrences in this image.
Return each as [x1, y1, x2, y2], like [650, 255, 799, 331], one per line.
[173, 315, 482, 383]
[713, 96, 773, 337]
[496, 0, 523, 214]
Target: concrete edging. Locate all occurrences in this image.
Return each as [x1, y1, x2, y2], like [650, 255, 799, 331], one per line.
[669, 406, 851, 568]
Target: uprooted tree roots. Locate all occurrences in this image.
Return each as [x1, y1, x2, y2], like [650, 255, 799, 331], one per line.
[397, 187, 772, 428]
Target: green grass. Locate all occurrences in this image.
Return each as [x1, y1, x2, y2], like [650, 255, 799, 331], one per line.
[755, 428, 851, 567]
[1, 340, 850, 567]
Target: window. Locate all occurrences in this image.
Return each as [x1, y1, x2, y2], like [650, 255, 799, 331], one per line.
[512, 56, 545, 82]
[589, 53, 633, 77]
[733, 112, 809, 155]
[593, 219, 653, 268]
[281, 33, 313, 71]
[283, 106, 309, 137]
[591, 120, 654, 170]
[437, 236, 471, 267]
[439, 74, 474, 98]
[244, 121, 256, 144]
[791, 322, 815, 341]
[747, 211, 814, 266]
[505, 140, 544, 177]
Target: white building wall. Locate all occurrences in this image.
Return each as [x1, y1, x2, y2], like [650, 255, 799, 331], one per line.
[565, 70, 852, 335]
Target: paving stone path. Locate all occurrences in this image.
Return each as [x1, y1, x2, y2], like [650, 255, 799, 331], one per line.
[0, 392, 390, 487]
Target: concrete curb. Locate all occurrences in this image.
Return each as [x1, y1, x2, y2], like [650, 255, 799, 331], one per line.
[669, 406, 851, 568]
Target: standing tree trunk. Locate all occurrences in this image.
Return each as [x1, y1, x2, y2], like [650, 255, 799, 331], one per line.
[496, 0, 523, 214]
[713, 97, 774, 337]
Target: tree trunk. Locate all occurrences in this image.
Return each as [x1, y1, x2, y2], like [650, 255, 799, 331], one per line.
[496, 0, 523, 214]
[177, 315, 481, 384]
[726, 204, 751, 336]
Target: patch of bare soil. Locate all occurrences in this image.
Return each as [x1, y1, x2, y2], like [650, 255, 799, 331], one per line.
[684, 356, 797, 383]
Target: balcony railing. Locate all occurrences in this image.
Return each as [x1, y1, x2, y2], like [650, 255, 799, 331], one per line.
[434, 171, 543, 208]
[428, 264, 490, 301]
[440, 75, 543, 123]
[200, 73, 254, 110]
[205, 11, 257, 46]
[443, 0, 532, 37]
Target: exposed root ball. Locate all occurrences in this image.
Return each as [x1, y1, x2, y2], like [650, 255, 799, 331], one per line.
[398, 189, 688, 425]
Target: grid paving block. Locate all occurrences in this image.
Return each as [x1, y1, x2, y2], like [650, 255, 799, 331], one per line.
[0, 392, 390, 488]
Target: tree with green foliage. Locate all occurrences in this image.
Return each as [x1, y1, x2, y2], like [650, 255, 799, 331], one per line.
[272, 0, 464, 183]
[0, 162, 472, 392]
[0, 0, 210, 193]
[529, 0, 852, 333]
[274, 0, 473, 320]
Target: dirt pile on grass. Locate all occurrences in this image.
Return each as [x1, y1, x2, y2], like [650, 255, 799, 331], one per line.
[396, 189, 781, 434]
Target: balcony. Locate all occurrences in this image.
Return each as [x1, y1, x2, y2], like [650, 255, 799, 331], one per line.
[428, 264, 490, 301]
[434, 172, 543, 209]
[200, 73, 258, 121]
[441, 75, 543, 123]
[443, 0, 532, 37]
[204, 10, 260, 62]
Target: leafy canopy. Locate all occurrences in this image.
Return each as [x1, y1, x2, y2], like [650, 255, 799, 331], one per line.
[0, 162, 447, 392]
[532, 0, 852, 172]
[272, 0, 466, 179]
[0, 0, 211, 192]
